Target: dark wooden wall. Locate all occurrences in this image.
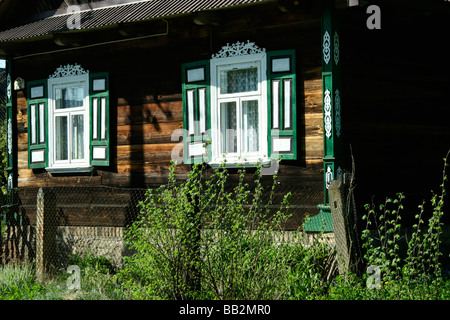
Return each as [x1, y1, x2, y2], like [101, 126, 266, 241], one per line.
[340, 4, 450, 223]
[11, 3, 326, 229]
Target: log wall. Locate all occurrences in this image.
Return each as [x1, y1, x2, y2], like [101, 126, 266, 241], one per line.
[10, 4, 325, 229]
[340, 5, 450, 223]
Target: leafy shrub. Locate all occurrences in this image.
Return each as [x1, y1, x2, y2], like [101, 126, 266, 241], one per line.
[67, 252, 116, 275]
[359, 152, 450, 299]
[284, 230, 337, 299]
[117, 161, 303, 300]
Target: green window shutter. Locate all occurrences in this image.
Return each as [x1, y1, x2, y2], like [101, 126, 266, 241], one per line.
[267, 50, 297, 160]
[89, 72, 110, 166]
[27, 79, 48, 169]
[181, 60, 211, 164]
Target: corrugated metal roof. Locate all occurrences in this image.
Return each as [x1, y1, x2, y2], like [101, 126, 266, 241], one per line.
[0, 0, 269, 42]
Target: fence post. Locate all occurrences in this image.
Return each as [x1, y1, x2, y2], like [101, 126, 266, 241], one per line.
[329, 172, 363, 277]
[329, 178, 350, 276]
[36, 187, 57, 282]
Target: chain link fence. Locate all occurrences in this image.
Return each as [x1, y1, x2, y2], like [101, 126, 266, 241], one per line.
[1, 186, 147, 269]
[0, 64, 327, 272]
[0, 181, 324, 270]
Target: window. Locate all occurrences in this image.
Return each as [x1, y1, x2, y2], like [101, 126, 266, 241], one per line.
[49, 75, 89, 170]
[182, 41, 297, 166]
[211, 55, 267, 164]
[27, 64, 109, 171]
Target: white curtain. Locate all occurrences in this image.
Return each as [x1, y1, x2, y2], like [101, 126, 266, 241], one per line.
[243, 100, 258, 153]
[64, 87, 83, 108]
[55, 116, 68, 161]
[221, 102, 237, 154]
[220, 67, 258, 94]
[219, 67, 259, 155]
[71, 115, 84, 160]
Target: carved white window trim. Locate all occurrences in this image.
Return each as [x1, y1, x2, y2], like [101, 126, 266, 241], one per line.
[212, 40, 266, 59]
[326, 166, 333, 189]
[49, 63, 88, 79]
[323, 31, 331, 65]
[7, 174, 13, 191]
[210, 42, 269, 166]
[334, 31, 340, 65]
[6, 74, 11, 100]
[47, 69, 91, 171]
[335, 89, 341, 138]
[7, 118, 12, 155]
[324, 89, 332, 139]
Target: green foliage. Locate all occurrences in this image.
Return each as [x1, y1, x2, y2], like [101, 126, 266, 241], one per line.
[63, 252, 123, 300]
[0, 258, 124, 300]
[117, 161, 304, 300]
[358, 152, 450, 299]
[0, 263, 47, 300]
[284, 230, 337, 299]
[67, 252, 116, 275]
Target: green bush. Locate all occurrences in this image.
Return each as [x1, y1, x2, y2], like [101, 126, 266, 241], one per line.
[117, 161, 311, 300]
[284, 230, 337, 299]
[67, 252, 116, 275]
[357, 152, 450, 299]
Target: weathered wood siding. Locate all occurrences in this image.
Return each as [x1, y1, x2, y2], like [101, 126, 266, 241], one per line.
[12, 4, 325, 228]
[340, 4, 450, 222]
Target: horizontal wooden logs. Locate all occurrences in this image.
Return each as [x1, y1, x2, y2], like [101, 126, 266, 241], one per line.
[12, 5, 325, 193]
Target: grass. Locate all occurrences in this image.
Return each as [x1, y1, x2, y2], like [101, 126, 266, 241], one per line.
[1, 248, 449, 300]
[0, 254, 127, 300]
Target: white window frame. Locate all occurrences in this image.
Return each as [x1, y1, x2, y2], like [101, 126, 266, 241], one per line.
[210, 53, 269, 166]
[47, 74, 91, 172]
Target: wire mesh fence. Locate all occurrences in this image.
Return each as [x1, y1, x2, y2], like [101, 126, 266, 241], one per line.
[1, 186, 147, 269]
[0, 181, 324, 270]
[0, 64, 328, 272]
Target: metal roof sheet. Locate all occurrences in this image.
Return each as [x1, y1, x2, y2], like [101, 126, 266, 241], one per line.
[0, 0, 269, 42]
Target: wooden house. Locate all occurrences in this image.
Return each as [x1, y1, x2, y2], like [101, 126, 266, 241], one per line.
[0, 0, 449, 238]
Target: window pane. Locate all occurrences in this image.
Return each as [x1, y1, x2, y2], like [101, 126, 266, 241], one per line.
[187, 89, 195, 135]
[39, 103, 45, 144]
[92, 98, 98, 140]
[71, 114, 84, 160]
[30, 104, 37, 145]
[55, 116, 68, 161]
[100, 97, 107, 141]
[220, 67, 257, 94]
[284, 79, 292, 129]
[220, 101, 237, 154]
[271, 80, 280, 129]
[242, 100, 259, 153]
[198, 88, 206, 134]
[56, 87, 84, 109]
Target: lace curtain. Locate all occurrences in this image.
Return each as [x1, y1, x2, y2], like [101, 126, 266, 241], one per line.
[71, 115, 84, 160]
[220, 67, 258, 94]
[243, 100, 258, 153]
[221, 102, 237, 153]
[54, 86, 85, 161]
[56, 87, 84, 109]
[219, 67, 259, 155]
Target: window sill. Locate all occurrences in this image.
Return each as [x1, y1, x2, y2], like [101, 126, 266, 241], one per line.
[209, 158, 272, 168]
[46, 166, 93, 174]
